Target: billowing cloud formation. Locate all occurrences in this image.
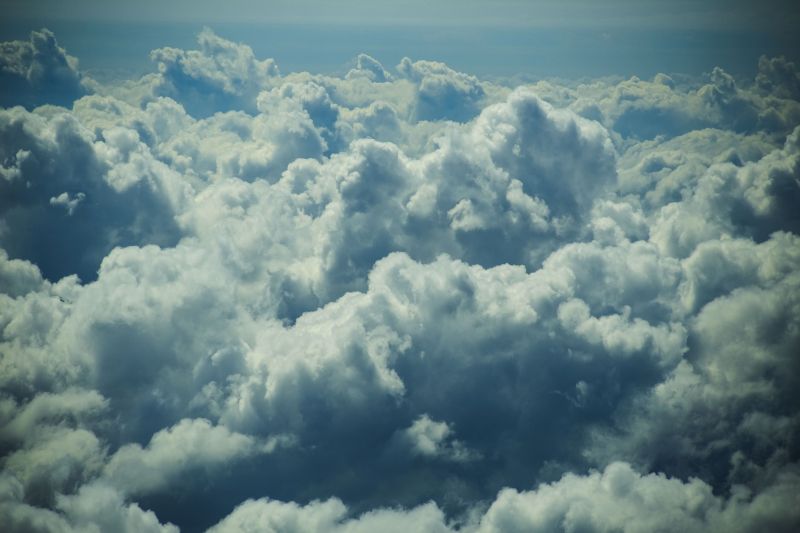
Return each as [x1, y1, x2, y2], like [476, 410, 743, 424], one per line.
[150, 28, 279, 117]
[207, 462, 800, 533]
[346, 54, 393, 84]
[397, 57, 486, 122]
[0, 29, 89, 109]
[0, 104, 187, 281]
[1, 28, 799, 532]
[102, 418, 277, 497]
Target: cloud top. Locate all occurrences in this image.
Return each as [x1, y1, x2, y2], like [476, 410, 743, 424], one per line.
[1, 26, 799, 533]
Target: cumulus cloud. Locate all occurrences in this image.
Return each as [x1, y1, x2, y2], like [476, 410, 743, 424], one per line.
[646, 126, 800, 258]
[475, 461, 800, 533]
[0, 476, 179, 533]
[102, 418, 279, 497]
[0, 29, 90, 109]
[206, 462, 800, 532]
[346, 54, 393, 83]
[566, 67, 800, 140]
[392, 415, 479, 463]
[0, 105, 186, 281]
[149, 28, 279, 117]
[207, 497, 451, 533]
[756, 56, 800, 100]
[1, 26, 799, 533]
[397, 58, 487, 122]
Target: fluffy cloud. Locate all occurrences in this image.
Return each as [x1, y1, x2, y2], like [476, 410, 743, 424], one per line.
[566, 67, 800, 141]
[0, 248, 44, 298]
[207, 462, 800, 532]
[102, 418, 275, 497]
[475, 461, 800, 533]
[392, 415, 479, 463]
[1, 27, 799, 532]
[207, 497, 451, 533]
[648, 126, 800, 258]
[0, 29, 90, 109]
[0, 476, 179, 533]
[149, 28, 279, 117]
[755, 56, 800, 100]
[346, 54, 394, 83]
[0, 105, 186, 281]
[398, 58, 487, 122]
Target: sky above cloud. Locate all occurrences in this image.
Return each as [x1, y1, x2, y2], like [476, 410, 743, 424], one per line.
[2, 0, 800, 79]
[1, 3, 800, 533]
[3, 0, 799, 30]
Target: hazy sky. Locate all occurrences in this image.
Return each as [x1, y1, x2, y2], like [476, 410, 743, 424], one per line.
[2, 0, 799, 77]
[3, 0, 799, 30]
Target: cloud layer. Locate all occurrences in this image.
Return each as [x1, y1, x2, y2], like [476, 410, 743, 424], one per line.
[2, 28, 799, 532]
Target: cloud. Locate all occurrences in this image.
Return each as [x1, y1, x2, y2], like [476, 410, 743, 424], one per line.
[155, 106, 325, 184]
[102, 418, 275, 497]
[648, 126, 800, 258]
[149, 28, 279, 117]
[392, 415, 479, 463]
[568, 68, 800, 140]
[54, 482, 179, 533]
[207, 462, 800, 532]
[346, 54, 393, 83]
[756, 56, 800, 100]
[585, 248, 800, 488]
[0, 248, 44, 298]
[0, 105, 186, 282]
[0, 29, 90, 109]
[679, 232, 800, 313]
[476, 461, 800, 533]
[207, 497, 451, 533]
[397, 58, 486, 122]
[1, 27, 800, 532]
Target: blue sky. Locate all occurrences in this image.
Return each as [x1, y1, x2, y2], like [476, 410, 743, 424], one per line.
[4, 0, 799, 29]
[2, 0, 799, 78]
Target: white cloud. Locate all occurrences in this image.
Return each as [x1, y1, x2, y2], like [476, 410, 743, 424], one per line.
[208, 497, 453, 533]
[1, 27, 800, 533]
[0, 249, 44, 298]
[55, 482, 179, 533]
[476, 461, 800, 533]
[395, 415, 479, 462]
[569, 69, 800, 140]
[102, 418, 271, 497]
[207, 462, 800, 532]
[0, 29, 90, 109]
[0, 105, 184, 281]
[346, 54, 393, 83]
[397, 58, 487, 122]
[149, 28, 279, 117]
